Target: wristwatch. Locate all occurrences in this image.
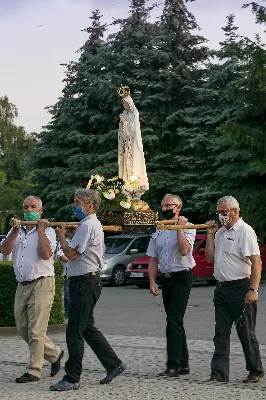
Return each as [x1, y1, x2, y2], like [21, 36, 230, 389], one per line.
[250, 287, 259, 293]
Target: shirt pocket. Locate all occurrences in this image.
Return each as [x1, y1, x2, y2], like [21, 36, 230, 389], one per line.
[222, 239, 234, 253]
[91, 232, 102, 246]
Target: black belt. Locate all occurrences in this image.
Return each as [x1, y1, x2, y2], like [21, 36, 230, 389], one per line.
[217, 277, 249, 287]
[68, 271, 99, 282]
[160, 269, 192, 278]
[20, 276, 52, 286]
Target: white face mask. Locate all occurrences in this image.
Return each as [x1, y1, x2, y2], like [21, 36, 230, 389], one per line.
[218, 214, 231, 226]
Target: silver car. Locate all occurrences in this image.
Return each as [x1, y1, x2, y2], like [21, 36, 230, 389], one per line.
[100, 234, 151, 286]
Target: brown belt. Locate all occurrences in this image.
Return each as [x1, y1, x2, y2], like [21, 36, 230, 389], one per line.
[20, 276, 52, 286]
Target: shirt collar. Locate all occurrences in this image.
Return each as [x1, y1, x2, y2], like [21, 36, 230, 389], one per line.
[79, 213, 97, 224]
[223, 218, 243, 232]
[21, 226, 37, 234]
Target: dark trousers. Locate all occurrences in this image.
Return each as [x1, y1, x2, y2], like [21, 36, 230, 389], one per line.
[160, 269, 193, 370]
[211, 279, 263, 381]
[64, 275, 70, 317]
[64, 274, 121, 383]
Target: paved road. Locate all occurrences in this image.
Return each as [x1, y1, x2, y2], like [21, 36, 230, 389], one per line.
[1, 282, 266, 399]
[97, 282, 266, 344]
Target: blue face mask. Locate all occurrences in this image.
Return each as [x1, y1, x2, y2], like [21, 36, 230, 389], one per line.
[72, 206, 86, 220]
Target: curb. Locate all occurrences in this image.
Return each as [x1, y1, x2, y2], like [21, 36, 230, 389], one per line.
[0, 323, 66, 337]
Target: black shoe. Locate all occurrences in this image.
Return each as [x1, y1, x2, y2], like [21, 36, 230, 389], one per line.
[243, 372, 264, 383]
[180, 367, 190, 375]
[51, 350, 64, 377]
[15, 373, 40, 383]
[100, 362, 126, 384]
[159, 368, 179, 377]
[210, 376, 228, 383]
[50, 379, 80, 391]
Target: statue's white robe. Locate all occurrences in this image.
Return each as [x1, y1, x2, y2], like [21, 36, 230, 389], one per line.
[118, 96, 149, 192]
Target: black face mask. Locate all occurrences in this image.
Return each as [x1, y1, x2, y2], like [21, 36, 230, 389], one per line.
[162, 208, 176, 220]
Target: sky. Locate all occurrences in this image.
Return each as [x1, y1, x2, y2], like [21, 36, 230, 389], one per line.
[0, 0, 265, 133]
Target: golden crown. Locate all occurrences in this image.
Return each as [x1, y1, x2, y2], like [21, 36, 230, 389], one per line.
[118, 85, 130, 98]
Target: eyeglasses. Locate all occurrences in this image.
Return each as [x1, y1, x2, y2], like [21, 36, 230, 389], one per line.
[161, 203, 178, 210]
[216, 209, 234, 216]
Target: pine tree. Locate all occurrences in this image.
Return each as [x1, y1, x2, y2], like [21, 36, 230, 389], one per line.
[31, 2, 159, 219]
[144, 0, 209, 212]
[31, 0, 210, 220]
[31, 10, 113, 219]
[216, 5, 266, 234]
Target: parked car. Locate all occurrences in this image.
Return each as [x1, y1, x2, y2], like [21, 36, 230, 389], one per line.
[126, 232, 266, 287]
[100, 234, 151, 286]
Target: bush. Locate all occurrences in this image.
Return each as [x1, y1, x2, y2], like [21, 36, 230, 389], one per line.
[0, 261, 64, 327]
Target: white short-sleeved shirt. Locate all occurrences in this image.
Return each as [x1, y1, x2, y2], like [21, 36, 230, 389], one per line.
[5, 226, 56, 282]
[67, 214, 105, 278]
[146, 224, 196, 273]
[214, 218, 260, 282]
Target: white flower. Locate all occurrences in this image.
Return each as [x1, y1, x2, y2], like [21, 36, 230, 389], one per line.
[94, 174, 104, 185]
[121, 189, 132, 201]
[122, 181, 134, 193]
[103, 190, 116, 200]
[120, 200, 131, 209]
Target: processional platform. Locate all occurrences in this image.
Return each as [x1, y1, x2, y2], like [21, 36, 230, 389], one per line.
[98, 210, 158, 234]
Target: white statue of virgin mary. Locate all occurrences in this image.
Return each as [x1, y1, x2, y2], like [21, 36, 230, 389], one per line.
[118, 86, 149, 199]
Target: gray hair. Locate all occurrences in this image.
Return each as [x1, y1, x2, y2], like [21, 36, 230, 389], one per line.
[217, 196, 239, 210]
[162, 193, 183, 209]
[75, 189, 101, 212]
[23, 196, 42, 208]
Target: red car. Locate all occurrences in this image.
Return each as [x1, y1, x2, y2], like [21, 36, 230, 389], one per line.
[126, 232, 266, 288]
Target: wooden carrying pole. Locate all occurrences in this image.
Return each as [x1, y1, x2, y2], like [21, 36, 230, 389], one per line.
[19, 221, 215, 231]
[19, 221, 122, 232]
[156, 223, 216, 230]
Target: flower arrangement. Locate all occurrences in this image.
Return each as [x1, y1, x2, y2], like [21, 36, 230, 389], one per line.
[86, 175, 140, 214]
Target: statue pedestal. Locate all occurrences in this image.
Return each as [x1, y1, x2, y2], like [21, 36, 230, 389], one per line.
[98, 209, 158, 234]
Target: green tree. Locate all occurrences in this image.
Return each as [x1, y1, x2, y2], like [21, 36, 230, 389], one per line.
[169, 14, 243, 220]
[30, 9, 112, 220]
[0, 96, 35, 230]
[30, 2, 159, 219]
[143, 0, 209, 212]
[216, 4, 266, 235]
[31, 0, 209, 220]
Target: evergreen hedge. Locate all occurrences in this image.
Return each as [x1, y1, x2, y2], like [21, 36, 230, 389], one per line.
[0, 261, 64, 327]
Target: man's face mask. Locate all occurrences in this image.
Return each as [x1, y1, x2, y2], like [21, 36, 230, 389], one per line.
[218, 214, 231, 225]
[23, 211, 40, 221]
[162, 207, 177, 220]
[72, 206, 86, 220]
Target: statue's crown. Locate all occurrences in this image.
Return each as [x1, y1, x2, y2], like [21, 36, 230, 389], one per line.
[118, 85, 130, 98]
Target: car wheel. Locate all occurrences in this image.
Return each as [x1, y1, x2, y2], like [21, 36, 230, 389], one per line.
[110, 265, 126, 286]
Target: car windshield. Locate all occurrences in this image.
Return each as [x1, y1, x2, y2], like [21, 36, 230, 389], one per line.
[104, 237, 132, 254]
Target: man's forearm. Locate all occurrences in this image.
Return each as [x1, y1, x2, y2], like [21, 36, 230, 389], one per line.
[1, 229, 19, 255]
[37, 231, 53, 260]
[250, 256, 261, 289]
[177, 231, 191, 256]
[59, 237, 78, 260]
[205, 234, 215, 263]
[148, 258, 159, 282]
